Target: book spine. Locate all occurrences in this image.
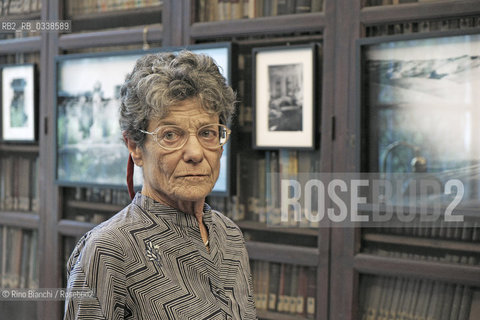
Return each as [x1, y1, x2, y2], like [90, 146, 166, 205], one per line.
[19, 157, 31, 211]
[28, 231, 38, 288]
[289, 265, 299, 313]
[306, 266, 316, 318]
[31, 157, 39, 212]
[197, 0, 206, 22]
[267, 262, 280, 311]
[262, 261, 270, 310]
[13, 156, 20, 211]
[295, 0, 311, 13]
[19, 230, 31, 288]
[251, 260, 260, 309]
[255, 0, 263, 17]
[311, 0, 322, 11]
[242, 0, 249, 18]
[231, 0, 243, 19]
[296, 266, 308, 315]
[1, 226, 10, 287]
[277, 0, 288, 15]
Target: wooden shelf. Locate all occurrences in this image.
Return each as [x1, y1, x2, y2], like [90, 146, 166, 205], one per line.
[357, 203, 480, 221]
[246, 241, 318, 266]
[0, 143, 40, 153]
[58, 23, 163, 49]
[237, 220, 319, 237]
[360, 0, 480, 24]
[0, 12, 41, 20]
[65, 200, 123, 213]
[190, 12, 325, 40]
[0, 36, 42, 54]
[362, 232, 480, 253]
[0, 211, 40, 229]
[257, 309, 311, 320]
[69, 6, 162, 32]
[354, 253, 480, 286]
[58, 219, 96, 237]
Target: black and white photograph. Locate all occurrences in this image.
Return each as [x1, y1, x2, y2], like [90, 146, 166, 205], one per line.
[253, 44, 316, 149]
[268, 63, 303, 131]
[1, 64, 36, 142]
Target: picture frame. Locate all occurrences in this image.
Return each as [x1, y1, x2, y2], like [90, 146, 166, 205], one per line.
[358, 29, 480, 206]
[253, 44, 316, 149]
[55, 43, 233, 194]
[1, 64, 37, 142]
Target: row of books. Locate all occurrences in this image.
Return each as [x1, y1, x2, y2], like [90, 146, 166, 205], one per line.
[251, 260, 316, 317]
[234, 149, 320, 227]
[361, 247, 478, 319]
[196, 0, 323, 22]
[364, 247, 479, 268]
[366, 16, 480, 37]
[69, 186, 132, 206]
[0, 0, 41, 16]
[66, 0, 163, 17]
[360, 275, 475, 320]
[366, 219, 480, 242]
[0, 155, 39, 213]
[367, 0, 419, 6]
[63, 186, 131, 223]
[0, 225, 39, 289]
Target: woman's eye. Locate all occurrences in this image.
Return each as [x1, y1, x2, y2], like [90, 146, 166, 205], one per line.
[162, 130, 181, 141]
[200, 129, 217, 139]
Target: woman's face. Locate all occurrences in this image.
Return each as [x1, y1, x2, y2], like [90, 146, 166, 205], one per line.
[136, 99, 223, 206]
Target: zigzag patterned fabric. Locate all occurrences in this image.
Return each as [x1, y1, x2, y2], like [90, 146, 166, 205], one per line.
[64, 193, 257, 320]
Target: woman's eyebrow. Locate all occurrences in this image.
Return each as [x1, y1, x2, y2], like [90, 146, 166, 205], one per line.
[157, 120, 217, 127]
[157, 120, 178, 126]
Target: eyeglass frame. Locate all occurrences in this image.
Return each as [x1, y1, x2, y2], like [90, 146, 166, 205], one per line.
[139, 123, 231, 151]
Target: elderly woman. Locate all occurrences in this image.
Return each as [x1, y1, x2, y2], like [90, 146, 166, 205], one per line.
[64, 51, 257, 320]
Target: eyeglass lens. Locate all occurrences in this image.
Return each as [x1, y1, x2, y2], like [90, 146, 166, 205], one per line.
[156, 124, 228, 149]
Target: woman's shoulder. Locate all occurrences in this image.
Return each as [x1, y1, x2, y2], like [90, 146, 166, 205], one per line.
[210, 209, 242, 234]
[70, 203, 148, 257]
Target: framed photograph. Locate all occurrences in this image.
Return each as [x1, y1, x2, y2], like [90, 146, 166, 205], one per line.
[359, 29, 480, 206]
[56, 50, 145, 188]
[55, 43, 233, 193]
[1, 64, 37, 142]
[253, 44, 316, 149]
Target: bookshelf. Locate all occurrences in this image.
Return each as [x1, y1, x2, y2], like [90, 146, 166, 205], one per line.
[0, 0, 479, 320]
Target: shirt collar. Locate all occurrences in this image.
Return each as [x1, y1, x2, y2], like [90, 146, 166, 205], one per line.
[132, 192, 213, 228]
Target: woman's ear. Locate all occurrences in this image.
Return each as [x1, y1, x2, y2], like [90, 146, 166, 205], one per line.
[123, 132, 144, 167]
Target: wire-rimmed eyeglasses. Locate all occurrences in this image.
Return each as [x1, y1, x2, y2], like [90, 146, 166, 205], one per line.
[139, 123, 231, 151]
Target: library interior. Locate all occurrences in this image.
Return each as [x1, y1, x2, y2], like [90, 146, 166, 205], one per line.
[0, 0, 479, 319]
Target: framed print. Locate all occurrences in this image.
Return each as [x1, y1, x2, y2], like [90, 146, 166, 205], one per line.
[253, 44, 316, 149]
[56, 43, 232, 193]
[359, 29, 480, 207]
[56, 50, 145, 188]
[1, 64, 37, 142]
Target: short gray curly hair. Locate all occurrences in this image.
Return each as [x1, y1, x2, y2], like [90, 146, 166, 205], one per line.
[119, 50, 235, 148]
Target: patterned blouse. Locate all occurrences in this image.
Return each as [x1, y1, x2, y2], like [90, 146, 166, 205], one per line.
[64, 193, 257, 320]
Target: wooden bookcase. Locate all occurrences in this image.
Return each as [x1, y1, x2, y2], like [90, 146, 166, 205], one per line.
[1, 0, 480, 319]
